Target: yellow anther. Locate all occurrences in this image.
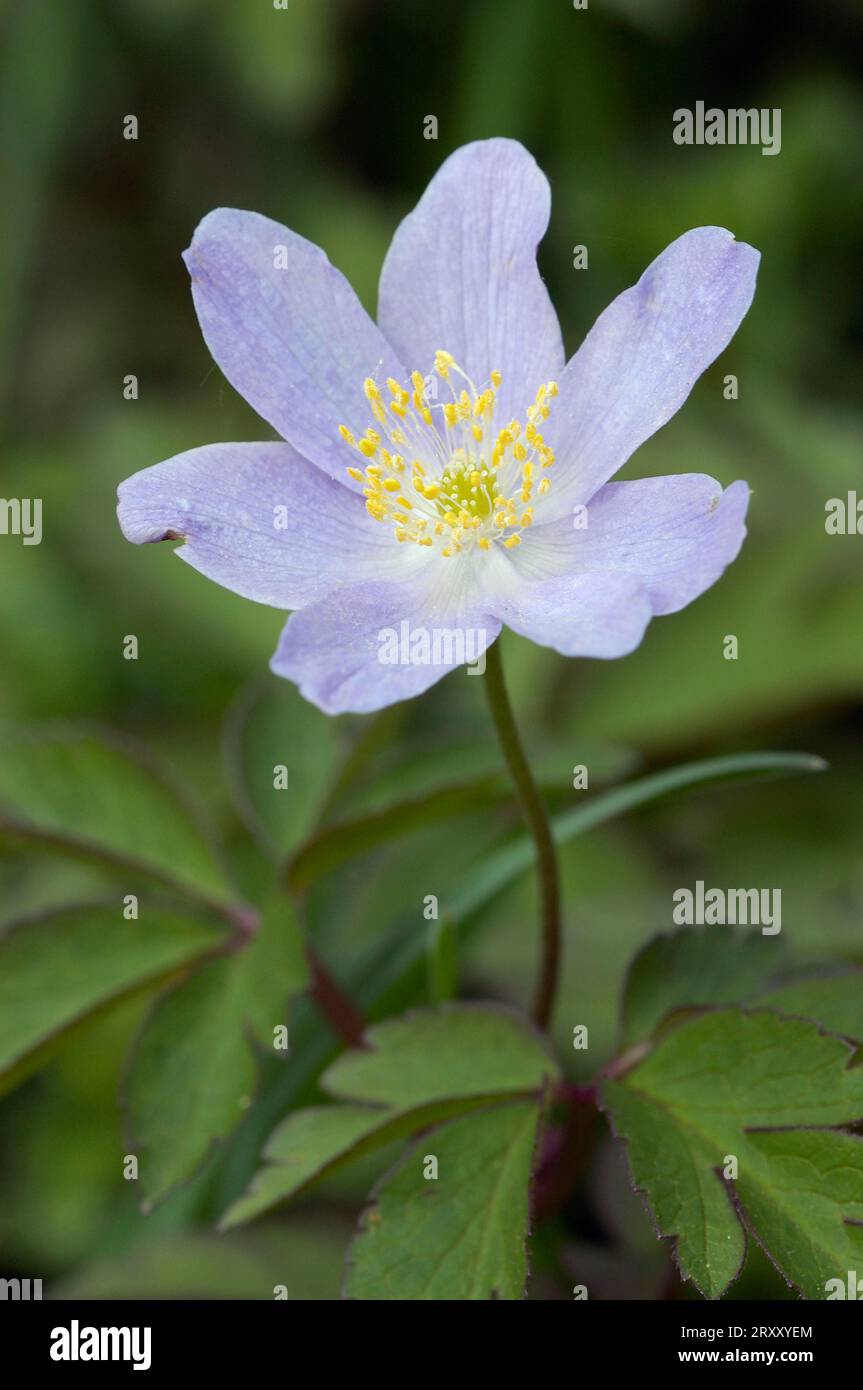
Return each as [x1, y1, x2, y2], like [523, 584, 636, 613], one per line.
[344, 351, 558, 557]
[386, 378, 409, 404]
[538, 478, 551, 496]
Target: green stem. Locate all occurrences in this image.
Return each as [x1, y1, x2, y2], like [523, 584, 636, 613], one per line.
[482, 639, 563, 1030]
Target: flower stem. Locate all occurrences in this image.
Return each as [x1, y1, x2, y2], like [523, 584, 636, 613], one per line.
[306, 944, 368, 1049]
[482, 639, 563, 1030]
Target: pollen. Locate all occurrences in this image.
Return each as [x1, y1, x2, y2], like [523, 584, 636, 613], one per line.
[339, 353, 558, 558]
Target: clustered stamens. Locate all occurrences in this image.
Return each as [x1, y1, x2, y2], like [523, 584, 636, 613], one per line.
[339, 351, 558, 557]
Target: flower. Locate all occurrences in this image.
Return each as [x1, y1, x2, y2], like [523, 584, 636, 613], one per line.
[117, 139, 758, 715]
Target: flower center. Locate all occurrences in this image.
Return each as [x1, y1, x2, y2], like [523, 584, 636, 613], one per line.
[339, 351, 558, 557]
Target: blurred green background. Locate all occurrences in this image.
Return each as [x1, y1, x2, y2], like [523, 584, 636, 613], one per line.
[1, 0, 862, 1299]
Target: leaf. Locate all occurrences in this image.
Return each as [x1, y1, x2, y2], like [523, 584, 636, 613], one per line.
[0, 901, 223, 1093]
[0, 726, 234, 907]
[221, 1005, 558, 1230]
[125, 895, 307, 1204]
[346, 1101, 542, 1300]
[287, 774, 505, 892]
[736, 1128, 863, 1298]
[222, 678, 343, 859]
[621, 927, 786, 1047]
[220, 1096, 495, 1231]
[427, 916, 458, 1004]
[758, 972, 863, 1041]
[602, 1008, 863, 1299]
[323, 1005, 558, 1107]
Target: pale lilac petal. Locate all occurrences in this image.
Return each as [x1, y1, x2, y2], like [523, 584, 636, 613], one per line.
[510, 474, 749, 613]
[378, 139, 564, 426]
[184, 209, 406, 486]
[488, 569, 653, 660]
[117, 441, 420, 610]
[541, 228, 759, 520]
[272, 563, 500, 715]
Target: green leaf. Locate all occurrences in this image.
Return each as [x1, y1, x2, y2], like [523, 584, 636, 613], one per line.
[758, 972, 863, 1041]
[621, 927, 786, 1047]
[323, 1005, 558, 1107]
[125, 895, 307, 1204]
[603, 1008, 863, 1299]
[0, 727, 234, 907]
[220, 1096, 495, 1231]
[0, 901, 223, 1093]
[287, 774, 505, 893]
[738, 1128, 863, 1298]
[346, 1101, 542, 1300]
[222, 678, 343, 859]
[427, 916, 458, 1004]
[222, 1005, 558, 1230]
